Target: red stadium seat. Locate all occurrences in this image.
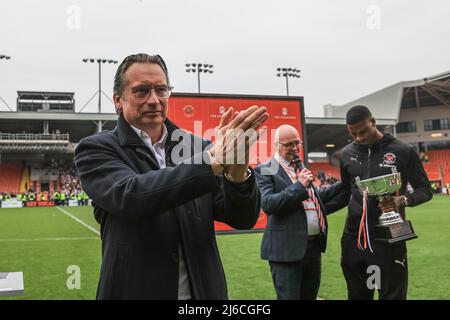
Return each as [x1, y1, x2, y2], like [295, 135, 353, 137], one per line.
[0, 163, 23, 193]
[422, 162, 441, 181]
[424, 150, 450, 182]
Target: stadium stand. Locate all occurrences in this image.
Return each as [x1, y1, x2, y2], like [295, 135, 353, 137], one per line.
[422, 162, 441, 181]
[19, 166, 30, 193]
[0, 163, 22, 193]
[428, 150, 450, 167]
[308, 162, 341, 179]
[427, 149, 450, 184]
[306, 162, 340, 187]
[57, 160, 82, 193]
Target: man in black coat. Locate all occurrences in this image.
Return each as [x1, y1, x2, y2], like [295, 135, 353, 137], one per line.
[255, 125, 342, 300]
[74, 53, 268, 300]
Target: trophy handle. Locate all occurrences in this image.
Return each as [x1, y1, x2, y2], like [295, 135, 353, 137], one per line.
[355, 176, 366, 194]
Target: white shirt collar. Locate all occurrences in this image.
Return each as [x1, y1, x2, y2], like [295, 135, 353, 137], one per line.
[274, 152, 292, 167]
[130, 124, 168, 147]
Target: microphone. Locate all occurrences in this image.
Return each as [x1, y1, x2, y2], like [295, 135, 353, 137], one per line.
[293, 154, 305, 171]
[293, 155, 327, 224]
[293, 154, 315, 190]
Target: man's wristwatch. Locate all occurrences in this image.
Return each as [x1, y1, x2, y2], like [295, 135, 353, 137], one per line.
[224, 169, 252, 183]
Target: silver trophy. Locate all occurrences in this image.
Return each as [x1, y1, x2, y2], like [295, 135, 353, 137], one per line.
[355, 168, 417, 244]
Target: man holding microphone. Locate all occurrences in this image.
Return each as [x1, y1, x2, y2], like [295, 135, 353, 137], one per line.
[255, 124, 342, 300]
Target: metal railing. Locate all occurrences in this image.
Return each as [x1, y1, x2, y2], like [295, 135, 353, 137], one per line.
[0, 133, 70, 141]
[0, 143, 77, 153]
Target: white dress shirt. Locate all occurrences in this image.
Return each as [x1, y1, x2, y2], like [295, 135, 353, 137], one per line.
[131, 124, 192, 300]
[274, 152, 320, 236]
[131, 124, 168, 168]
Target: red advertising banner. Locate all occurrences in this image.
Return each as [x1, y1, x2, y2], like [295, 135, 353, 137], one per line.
[24, 201, 55, 207]
[168, 94, 304, 232]
[24, 201, 37, 207]
[37, 201, 55, 207]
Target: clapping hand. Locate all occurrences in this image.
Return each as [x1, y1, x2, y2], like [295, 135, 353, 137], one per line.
[209, 106, 268, 182]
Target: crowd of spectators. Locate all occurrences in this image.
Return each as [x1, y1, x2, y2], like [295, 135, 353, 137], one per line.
[54, 160, 83, 195]
[0, 159, 89, 207]
[316, 171, 339, 188]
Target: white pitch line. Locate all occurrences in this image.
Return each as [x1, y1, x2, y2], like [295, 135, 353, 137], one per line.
[0, 237, 99, 242]
[55, 206, 100, 236]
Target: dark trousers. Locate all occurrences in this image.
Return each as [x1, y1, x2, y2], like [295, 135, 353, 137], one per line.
[269, 238, 321, 300]
[341, 233, 408, 300]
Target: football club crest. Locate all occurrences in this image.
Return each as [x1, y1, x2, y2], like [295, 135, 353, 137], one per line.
[383, 152, 396, 165]
[183, 105, 195, 118]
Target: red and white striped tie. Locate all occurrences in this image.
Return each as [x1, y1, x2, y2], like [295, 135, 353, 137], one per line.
[291, 161, 326, 234]
[307, 188, 326, 234]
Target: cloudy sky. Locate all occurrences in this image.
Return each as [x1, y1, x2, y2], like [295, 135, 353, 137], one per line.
[1, 0, 449, 116]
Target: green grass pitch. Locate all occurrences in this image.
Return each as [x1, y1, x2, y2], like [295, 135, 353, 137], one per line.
[1, 195, 449, 300]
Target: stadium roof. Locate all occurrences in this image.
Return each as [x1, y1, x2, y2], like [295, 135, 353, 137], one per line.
[304, 71, 450, 154]
[0, 111, 116, 121]
[0, 111, 117, 143]
[17, 91, 75, 100]
[324, 70, 450, 120]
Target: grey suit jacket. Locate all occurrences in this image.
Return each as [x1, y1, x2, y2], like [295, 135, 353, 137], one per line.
[255, 158, 342, 262]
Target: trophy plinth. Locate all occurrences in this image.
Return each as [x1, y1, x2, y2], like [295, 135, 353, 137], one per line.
[356, 169, 417, 244]
[373, 218, 417, 243]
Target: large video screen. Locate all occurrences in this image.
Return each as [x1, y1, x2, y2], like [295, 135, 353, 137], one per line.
[168, 94, 305, 232]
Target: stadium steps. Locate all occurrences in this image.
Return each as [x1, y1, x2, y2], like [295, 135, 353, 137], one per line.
[443, 171, 450, 185]
[425, 150, 450, 183]
[0, 163, 23, 193]
[422, 162, 441, 181]
[19, 167, 30, 193]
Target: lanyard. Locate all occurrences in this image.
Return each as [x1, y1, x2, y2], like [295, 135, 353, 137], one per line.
[277, 158, 327, 234]
[277, 159, 298, 183]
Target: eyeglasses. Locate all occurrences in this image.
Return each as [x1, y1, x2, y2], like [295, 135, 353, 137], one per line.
[131, 84, 173, 100]
[278, 140, 302, 148]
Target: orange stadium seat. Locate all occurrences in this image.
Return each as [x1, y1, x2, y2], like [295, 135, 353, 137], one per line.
[428, 150, 450, 167]
[0, 163, 23, 193]
[424, 150, 450, 182]
[422, 162, 441, 181]
[307, 162, 341, 188]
